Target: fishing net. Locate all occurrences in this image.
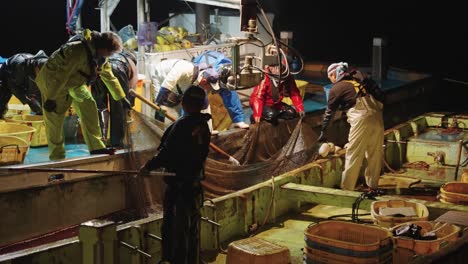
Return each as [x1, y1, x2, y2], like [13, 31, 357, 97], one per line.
[123, 110, 167, 217]
[125, 111, 322, 210]
[203, 117, 321, 196]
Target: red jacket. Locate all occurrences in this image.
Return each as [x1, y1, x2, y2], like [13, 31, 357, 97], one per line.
[250, 70, 304, 119]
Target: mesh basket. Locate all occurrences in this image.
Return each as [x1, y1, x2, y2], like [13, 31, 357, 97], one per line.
[391, 221, 461, 255]
[371, 200, 429, 228]
[5, 114, 47, 147]
[0, 123, 36, 145]
[0, 136, 29, 165]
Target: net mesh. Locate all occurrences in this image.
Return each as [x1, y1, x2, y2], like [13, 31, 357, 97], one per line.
[126, 111, 321, 209]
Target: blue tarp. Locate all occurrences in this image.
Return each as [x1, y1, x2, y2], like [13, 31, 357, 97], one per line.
[0, 56, 6, 63]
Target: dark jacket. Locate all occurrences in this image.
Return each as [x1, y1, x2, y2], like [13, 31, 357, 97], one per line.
[0, 52, 47, 114]
[321, 78, 356, 130]
[145, 113, 211, 186]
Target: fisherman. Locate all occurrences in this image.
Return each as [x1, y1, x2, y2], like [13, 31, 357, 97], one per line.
[140, 86, 211, 264]
[35, 29, 128, 160]
[91, 49, 137, 148]
[149, 58, 220, 121]
[0, 51, 48, 119]
[318, 62, 384, 191]
[193, 50, 249, 129]
[250, 45, 305, 124]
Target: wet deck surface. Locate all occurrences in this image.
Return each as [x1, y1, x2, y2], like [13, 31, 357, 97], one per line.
[203, 204, 375, 264]
[24, 144, 90, 164]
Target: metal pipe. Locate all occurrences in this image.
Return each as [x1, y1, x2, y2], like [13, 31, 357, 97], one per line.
[0, 167, 175, 176]
[195, 3, 210, 43]
[385, 139, 408, 144]
[120, 241, 152, 258]
[455, 140, 464, 180]
[146, 232, 162, 241]
[100, 0, 109, 32]
[201, 216, 221, 227]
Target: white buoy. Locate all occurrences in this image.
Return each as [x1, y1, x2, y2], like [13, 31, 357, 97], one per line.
[318, 143, 330, 157]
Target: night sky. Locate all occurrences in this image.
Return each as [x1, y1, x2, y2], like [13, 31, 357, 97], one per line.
[0, 1, 466, 82]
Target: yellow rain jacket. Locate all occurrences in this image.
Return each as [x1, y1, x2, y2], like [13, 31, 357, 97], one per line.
[36, 29, 125, 160]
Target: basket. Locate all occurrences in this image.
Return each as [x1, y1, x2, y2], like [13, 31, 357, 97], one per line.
[5, 114, 47, 147]
[303, 246, 393, 264]
[226, 237, 291, 264]
[370, 200, 429, 228]
[439, 182, 468, 205]
[0, 136, 30, 165]
[391, 221, 461, 255]
[304, 221, 393, 263]
[0, 123, 36, 145]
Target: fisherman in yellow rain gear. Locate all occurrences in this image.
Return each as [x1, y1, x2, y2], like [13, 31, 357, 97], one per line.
[35, 29, 129, 160]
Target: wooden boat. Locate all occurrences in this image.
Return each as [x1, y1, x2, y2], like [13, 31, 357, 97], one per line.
[2, 64, 467, 262]
[0, 110, 468, 263]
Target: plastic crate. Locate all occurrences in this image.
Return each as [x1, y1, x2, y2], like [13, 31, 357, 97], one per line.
[5, 114, 47, 147]
[0, 123, 36, 145]
[391, 221, 461, 255]
[0, 136, 29, 165]
[371, 200, 429, 228]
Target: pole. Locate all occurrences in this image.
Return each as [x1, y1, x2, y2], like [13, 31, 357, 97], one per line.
[0, 167, 175, 176]
[129, 89, 241, 165]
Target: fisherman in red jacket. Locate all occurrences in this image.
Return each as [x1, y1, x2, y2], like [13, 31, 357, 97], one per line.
[249, 45, 305, 125]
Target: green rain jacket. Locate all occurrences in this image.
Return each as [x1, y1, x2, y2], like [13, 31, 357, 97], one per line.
[35, 30, 126, 114]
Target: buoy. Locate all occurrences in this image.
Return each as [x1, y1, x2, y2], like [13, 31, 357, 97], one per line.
[318, 143, 330, 157]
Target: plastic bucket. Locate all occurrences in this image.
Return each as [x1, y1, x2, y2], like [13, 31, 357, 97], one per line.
[0, 136, 29, 165]
[0, 123, 36, 145]
[5, 114, 47, 147]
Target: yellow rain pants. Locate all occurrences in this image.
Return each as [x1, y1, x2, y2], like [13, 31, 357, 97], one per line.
[341, 94, 384, 190]
[35, 31, 125, 160]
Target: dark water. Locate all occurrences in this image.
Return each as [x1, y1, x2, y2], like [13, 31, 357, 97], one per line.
[1, 2, 465, 81]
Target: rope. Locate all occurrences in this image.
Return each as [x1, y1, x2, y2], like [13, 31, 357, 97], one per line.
[403, 161, 430, 170]
[327, 190, 384, 223]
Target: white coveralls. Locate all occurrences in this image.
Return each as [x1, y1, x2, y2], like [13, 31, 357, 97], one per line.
[341, 86, 384, 190]
[150, 59, 213, 128]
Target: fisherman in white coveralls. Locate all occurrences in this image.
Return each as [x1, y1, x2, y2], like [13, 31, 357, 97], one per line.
[149, 59, 220, 126]
[318, 62, 384, 191]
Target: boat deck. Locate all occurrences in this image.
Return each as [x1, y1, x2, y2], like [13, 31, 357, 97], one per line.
[24, 144, 89, 164]
[202, 202, 462, 264]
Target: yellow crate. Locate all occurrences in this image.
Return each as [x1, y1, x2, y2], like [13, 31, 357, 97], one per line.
[0, 136, 29, 165]
[0, 123, 36, 145]
[5, 114, 47, 147]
